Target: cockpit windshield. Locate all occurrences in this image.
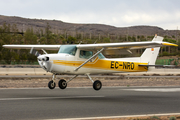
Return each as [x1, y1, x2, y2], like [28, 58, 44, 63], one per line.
[58, 45, 77, 56]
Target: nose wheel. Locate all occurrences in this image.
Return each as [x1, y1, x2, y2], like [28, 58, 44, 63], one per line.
[48, 80, 56, 89]
[48, 74, 56, 89]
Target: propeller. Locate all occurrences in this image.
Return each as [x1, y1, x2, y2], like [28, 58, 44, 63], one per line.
[37, 55, 51, 72]
[30, 47, 51, 72]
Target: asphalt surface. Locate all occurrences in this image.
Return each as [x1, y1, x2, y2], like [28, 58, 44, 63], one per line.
[0, 87, 180, 120]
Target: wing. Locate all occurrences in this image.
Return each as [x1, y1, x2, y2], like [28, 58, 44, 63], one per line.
[77, 36, 177, 50]
[76, 41, 177, 50]
[3, 45, 61, 50]
[3, 36, 177, 51]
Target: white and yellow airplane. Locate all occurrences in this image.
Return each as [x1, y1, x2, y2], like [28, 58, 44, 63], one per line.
[3, 35, 178, 90]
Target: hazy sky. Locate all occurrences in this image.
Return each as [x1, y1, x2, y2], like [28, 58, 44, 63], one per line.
[0, 0, 180, 30]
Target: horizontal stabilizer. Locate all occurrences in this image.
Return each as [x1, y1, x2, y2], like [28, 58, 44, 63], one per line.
[139, 64, 176, 67]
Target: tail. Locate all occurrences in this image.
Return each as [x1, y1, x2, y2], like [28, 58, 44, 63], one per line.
[140, 36, 163, 65]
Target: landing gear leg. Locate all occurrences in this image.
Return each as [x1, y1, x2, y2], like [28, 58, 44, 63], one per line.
[86, 74, 102, 91]
[58, 75, 78, 89]
[48, 74, 56, 89]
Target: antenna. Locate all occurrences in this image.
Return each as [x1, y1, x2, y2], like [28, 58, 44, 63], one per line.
[79, 41, 82, 44]
[94, 40, 98, 44]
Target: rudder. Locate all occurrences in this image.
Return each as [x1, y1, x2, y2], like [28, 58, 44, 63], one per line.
[140, 36, 163, 65]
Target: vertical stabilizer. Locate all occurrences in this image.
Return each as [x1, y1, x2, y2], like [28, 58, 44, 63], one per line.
[140, 36, 163, 65]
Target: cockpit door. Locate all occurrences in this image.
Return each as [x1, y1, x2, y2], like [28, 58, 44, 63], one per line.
[64, 54, 77, 74]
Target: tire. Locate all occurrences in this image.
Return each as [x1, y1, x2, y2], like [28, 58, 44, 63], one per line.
[93, 80, 102, 90]
[48, 80, 56, 89]
[58, 79, 67, 89]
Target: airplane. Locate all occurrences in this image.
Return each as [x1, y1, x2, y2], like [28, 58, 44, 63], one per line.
[3, 35, 178, 91]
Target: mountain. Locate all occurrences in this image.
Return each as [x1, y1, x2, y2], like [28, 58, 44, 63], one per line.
[0, 15, 179, 37]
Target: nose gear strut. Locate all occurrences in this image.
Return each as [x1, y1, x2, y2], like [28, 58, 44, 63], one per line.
[48, 74, 56, 89]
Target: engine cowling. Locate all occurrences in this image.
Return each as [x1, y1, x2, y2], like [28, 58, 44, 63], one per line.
[37, 53, 67, 74]
[38, 55, 51, 72]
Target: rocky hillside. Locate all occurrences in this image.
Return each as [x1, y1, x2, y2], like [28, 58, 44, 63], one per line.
[0, 15, 179, 36]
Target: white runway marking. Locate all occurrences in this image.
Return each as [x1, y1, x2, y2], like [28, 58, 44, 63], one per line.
[47, 113, 180, 120]
[0, 96, 104, 101]
[122, 88, 180, 92]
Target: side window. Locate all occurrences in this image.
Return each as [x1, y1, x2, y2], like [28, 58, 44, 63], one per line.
[79, 50, 93, 59]
[98, 53, 105, 59]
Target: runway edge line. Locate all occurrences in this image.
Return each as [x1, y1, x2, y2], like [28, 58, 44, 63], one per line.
[50, 113, 180, 120]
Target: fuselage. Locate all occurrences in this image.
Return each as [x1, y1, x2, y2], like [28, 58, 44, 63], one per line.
[37, 45, 148, 75]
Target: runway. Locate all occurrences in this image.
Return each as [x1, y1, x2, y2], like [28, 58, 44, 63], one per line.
[1, 87, 180, 120]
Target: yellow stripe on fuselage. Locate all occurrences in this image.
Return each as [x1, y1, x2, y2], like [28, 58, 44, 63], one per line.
[53, 58, 148, 72]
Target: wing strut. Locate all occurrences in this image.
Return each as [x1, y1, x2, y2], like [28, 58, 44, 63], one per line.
[41, 49, 48, 54]
[74, 48, 104, 71]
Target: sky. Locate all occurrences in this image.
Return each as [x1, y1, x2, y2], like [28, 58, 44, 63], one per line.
[0, 0, 180, 30]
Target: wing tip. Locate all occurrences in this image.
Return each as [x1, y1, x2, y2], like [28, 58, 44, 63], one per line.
[162, 43, 178, 47]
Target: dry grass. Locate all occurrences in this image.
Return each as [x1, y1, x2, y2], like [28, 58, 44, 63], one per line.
[1, 76, 180, 88]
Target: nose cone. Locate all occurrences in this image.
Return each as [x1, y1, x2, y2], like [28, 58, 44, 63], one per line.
[37, 55, 52, 72]
[38, 55, 49, 61]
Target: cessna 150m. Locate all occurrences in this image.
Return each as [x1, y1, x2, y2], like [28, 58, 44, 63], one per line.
[3, 35, 178, 90]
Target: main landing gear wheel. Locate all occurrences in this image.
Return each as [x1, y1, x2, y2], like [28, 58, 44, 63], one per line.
[58, 79, 67, 89]
[93, 80, 102, 91]
[48, 80, 56, 89]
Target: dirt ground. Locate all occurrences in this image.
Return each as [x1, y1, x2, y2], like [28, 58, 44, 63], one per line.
[0, 76, 180, 88]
